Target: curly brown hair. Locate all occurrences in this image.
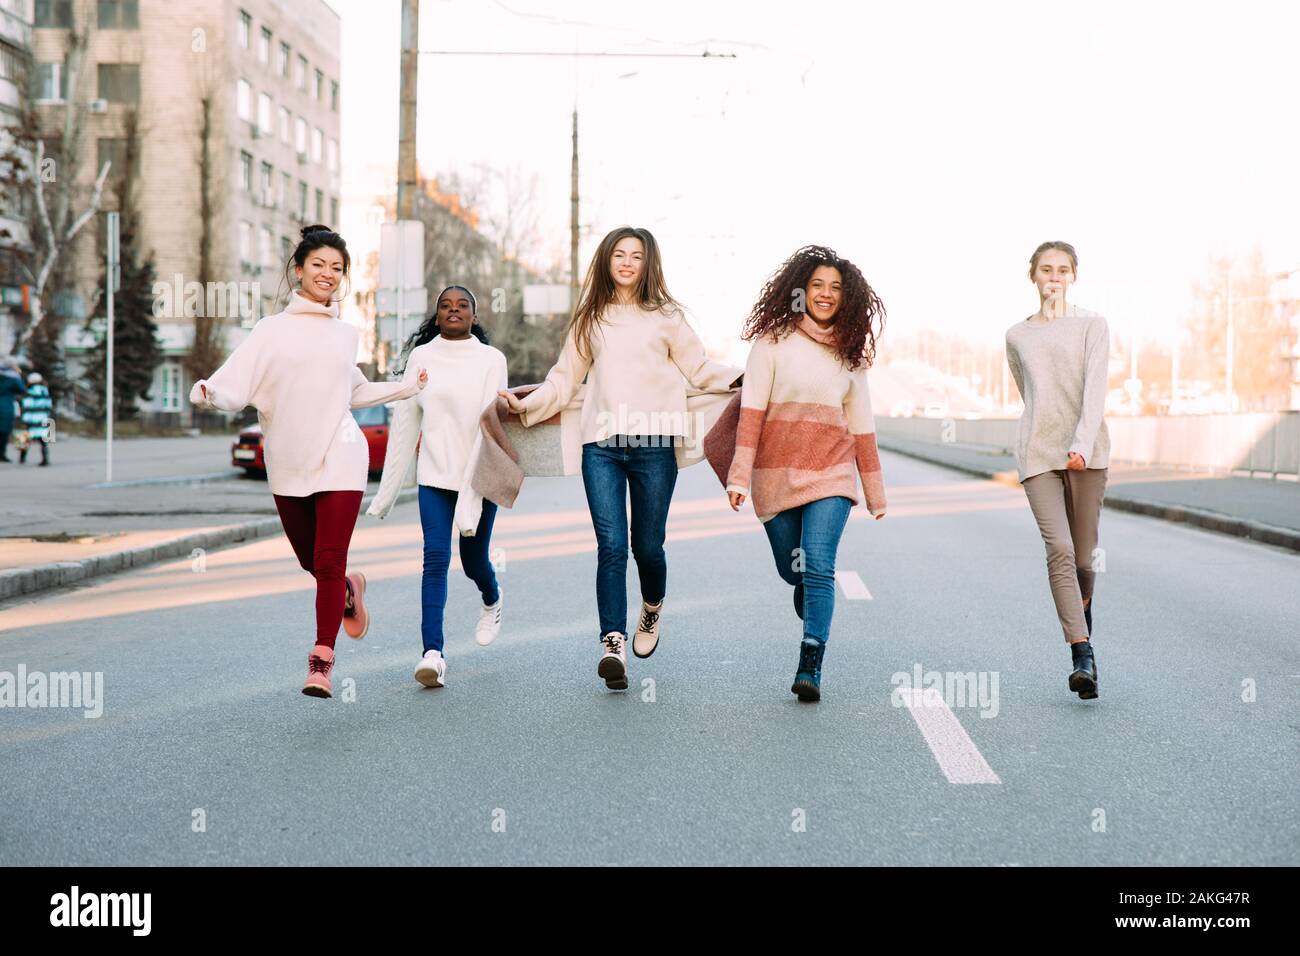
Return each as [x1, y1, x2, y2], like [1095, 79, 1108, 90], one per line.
[740, 245, 885, 370]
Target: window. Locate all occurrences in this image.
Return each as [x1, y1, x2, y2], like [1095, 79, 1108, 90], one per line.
[294, 116, 306, 154]
[34, 63, 66, 101]
[239, 220, 253, 261]
[35, 0, 73, 27]
[257, 92, 272, 134]
[236, 78, 251, 120]
[326, 138, 338, 173]
[259, 161, 273, 195]
[280, 172, 290, 208]
[96, 138, 128, 184]
[281, 236, 293, 262]
[98, 0, 139, 29]
[237, 10, 250, 48]
[0, 47, 26, 87]
[159, 364, 181, 413]
[98, 64, 140, 104]
[297, 181, 307, 218]
[310, 127, 322, 164]
[238, 151, 252, 191]
[295, 55, 306, 90]
[313, 69, 322, 100]
[278, 106, 289, 142]
[259, 27, 271, 64]
[330, 80, 339, 112]
[260, 227, 272, 266]
[314, 188, 323, 222]
[278, 42, 290, 77]
[330, 197, 338, 226]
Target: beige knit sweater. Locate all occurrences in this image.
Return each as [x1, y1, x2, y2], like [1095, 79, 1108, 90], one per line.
[518, 303, 743, 443]
[723, 327, 886, 522]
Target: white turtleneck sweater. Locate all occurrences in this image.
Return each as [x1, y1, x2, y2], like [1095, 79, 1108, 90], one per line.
[189, 291, 423, 496]
[367, 333, 508, 535]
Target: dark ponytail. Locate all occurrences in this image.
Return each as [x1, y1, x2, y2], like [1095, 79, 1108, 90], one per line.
[279, 224, 351, 308]
[397, 284, 490, 372]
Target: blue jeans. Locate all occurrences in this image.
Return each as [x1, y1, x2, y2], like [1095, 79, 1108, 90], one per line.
[418, 485, 499, 653]
[762, 496, 852, 646]
[581, 436, 679, 637]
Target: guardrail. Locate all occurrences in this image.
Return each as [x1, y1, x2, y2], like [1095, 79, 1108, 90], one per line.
[875, 411, 1300, 479]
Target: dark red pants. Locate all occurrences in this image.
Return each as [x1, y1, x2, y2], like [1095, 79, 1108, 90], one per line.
[273, 490, 364, 650]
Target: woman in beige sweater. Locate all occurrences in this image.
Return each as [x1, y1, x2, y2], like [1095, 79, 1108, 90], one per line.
[499, 226, 743, 690]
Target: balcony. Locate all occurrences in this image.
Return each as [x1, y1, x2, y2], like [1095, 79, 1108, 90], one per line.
[0, 6, 32, 51]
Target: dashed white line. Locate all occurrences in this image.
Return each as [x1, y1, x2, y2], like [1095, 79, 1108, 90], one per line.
[896, 687, 1001, 785]
[835, 570, 872, 600]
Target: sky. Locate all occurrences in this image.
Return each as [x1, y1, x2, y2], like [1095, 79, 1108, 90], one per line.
[327, 0, 1300, 361]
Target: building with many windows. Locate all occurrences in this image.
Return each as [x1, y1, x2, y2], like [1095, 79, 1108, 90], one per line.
[29, 0, 339, 423]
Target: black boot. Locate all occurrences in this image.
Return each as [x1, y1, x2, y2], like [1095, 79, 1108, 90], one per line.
[1069, 640, 1098, 699]
[791, 641, 824, 702]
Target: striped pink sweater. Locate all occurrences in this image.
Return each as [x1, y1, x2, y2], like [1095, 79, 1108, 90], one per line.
[723, 327, 886, 522]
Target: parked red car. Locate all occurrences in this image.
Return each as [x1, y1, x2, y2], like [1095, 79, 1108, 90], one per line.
[232, 404, 392, 479]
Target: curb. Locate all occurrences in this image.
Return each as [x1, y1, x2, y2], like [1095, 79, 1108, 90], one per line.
[878, 439, 1300, 554]
[0, 487, 420, 603]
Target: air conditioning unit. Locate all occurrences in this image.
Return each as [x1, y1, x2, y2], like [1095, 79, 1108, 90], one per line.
[87, 99, 109, 114]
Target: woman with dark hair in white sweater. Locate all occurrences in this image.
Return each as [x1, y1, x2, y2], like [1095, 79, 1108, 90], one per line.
[191, 225, 427, 699]
[1005, 240, 1110, 700]
[369, 285, 508, 689]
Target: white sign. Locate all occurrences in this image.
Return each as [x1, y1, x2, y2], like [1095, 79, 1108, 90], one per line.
[379, 221, 424, 292]
[376, 287, 427, 316]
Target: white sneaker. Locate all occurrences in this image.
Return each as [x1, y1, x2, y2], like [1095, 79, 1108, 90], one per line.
[597, 631, 628, 690]
[475, 587, 503, 647]
[632, 599, 663, 659]
[415, 649, 446, 688]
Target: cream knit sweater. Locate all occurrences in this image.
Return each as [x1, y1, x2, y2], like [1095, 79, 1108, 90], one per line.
[518, 303, 743, 443]
[367, 334, 508, 534]
[190, 291, 422, 496]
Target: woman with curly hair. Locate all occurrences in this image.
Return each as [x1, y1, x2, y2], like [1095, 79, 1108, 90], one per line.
[499, 226, 743, 690]
[721, 245, 887, 701]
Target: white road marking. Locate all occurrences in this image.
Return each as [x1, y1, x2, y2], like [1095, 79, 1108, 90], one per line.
[896, 687, 1001, 785]
[835, 570, 872, 600]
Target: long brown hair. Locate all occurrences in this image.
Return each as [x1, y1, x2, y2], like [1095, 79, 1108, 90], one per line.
[741, 245, 885, 370]
[568, 226, 681, 362]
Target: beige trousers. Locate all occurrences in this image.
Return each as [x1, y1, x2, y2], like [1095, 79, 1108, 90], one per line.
[1022, 468, 1107, 643]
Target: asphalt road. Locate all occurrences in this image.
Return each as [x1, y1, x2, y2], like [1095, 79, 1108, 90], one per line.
[1, 451, 1296, 866]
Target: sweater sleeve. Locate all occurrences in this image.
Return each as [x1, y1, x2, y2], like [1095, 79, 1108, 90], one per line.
[189, 323, 263, 412]
[725, 339, 775, 496]
[518, 326, 591, 427]
[1069, 315, 1110, 463]
[845, 366, 886, 515]
[1005, 333, 1025, 403]
[453, 351, 509, 536]
[350, 365, 421, 409]
[667, 310, 744, 390]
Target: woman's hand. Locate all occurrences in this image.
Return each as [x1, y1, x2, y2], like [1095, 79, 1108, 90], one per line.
[416, 368, 428, 389]
[497, 389, 524, 413]
[1067, 452, 1086, 471]
[199, 382, 209, 402]
[728, 490, 746, 511]
[875, 511, 886, 520]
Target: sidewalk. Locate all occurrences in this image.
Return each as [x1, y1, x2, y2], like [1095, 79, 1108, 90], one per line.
[877, 435, 1300, 553]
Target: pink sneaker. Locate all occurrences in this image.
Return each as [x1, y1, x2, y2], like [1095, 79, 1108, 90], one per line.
[302, 644, 336, 698]
[342, 571, 369, 640]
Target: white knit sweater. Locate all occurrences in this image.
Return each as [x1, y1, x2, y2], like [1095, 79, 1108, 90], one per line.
[367, 334, 508, 534]
[189, 291, 422, 496]
[518, 303, 743, 443]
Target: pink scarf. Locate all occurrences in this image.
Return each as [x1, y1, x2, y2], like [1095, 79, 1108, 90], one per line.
[797, 315, 838, 347]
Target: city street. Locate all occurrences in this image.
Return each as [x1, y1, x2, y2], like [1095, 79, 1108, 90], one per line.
[1, 450, 1295, 866]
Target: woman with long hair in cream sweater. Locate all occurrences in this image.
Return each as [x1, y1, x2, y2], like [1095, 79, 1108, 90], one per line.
[499, 226, 743, 690]
[191, 225, 427, 698]
[1005, 240, 1110, 700]
[368, 285, 508, 689]
[724, 245, 887, 702]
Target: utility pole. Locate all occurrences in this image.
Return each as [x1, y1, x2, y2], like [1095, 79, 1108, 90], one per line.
[570, 108, 579, 313]
[397, 0, 419, 221]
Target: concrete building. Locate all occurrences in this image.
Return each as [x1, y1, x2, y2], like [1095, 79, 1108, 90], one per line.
[30, 0, 339, 423]
[0, 0, 33, 353]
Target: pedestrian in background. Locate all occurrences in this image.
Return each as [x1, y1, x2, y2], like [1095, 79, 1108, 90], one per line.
[191, 225, 427, 699]
[714, 245, 887, 702]
[17, 371, 52, 467]
[1005, 240, 1110, 700]
[368, 285, 509, 690]
[498, 226, 744, 690]
[0, 359, 25, 462]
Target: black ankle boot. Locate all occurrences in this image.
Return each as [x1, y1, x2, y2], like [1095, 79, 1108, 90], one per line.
[1069, 640, 1098, 699]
